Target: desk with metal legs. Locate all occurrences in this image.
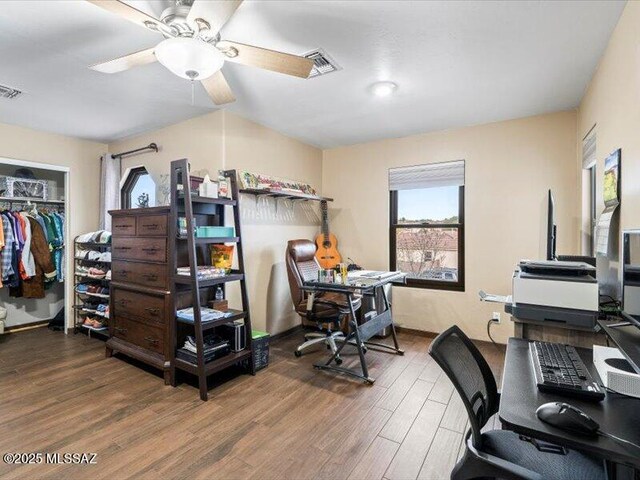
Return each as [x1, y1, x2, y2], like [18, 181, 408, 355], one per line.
[303, 272, 406, 383]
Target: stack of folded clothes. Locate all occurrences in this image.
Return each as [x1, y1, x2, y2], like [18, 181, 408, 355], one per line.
[76, 230, 112, 244]
[176, 335, 230, 364]
[176, 307, 228, 323]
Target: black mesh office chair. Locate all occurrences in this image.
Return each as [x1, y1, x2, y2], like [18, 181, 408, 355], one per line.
[429, 326, 606, 480]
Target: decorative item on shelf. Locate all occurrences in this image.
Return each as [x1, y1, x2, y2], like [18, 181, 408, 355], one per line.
[209, 299, 229, 312]
[218, 171, 230, 198]
[177, 216, 194, 237]
[209, 286, 229, 311]
[198, 174, 219, 198]
[238, 170, 317, 196]
[176, 175, 204, 195]
[210, 244, 235, 273]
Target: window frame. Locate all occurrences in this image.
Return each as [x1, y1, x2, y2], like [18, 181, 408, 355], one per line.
[121, 166, 151, 209]
[389, 185, 465, 291]
[589, 164, 597, 256]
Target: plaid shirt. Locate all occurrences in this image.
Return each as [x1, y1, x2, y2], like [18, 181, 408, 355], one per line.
[1, 213, 15, 281]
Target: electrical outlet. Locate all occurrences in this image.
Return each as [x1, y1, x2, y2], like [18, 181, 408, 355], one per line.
[492, 312, 501, 324]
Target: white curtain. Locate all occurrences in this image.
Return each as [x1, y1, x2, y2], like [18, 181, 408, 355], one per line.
[99, 153, 121, 231]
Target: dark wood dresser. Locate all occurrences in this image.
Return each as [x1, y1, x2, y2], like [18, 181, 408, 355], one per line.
[106, 206, 173, 384]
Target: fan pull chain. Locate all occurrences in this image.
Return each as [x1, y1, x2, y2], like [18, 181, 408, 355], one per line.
[191, 80, 195, 106]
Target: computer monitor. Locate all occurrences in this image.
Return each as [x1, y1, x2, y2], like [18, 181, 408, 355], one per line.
[622, 230, 640, 323]
[546, 189, 556, 261]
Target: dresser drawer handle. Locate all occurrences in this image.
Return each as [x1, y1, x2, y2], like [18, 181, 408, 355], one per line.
[142, 247, 159, 254]
[145, 307, 160, 316]
[143, 223, 159, 230]
[114, 327, 127, 334]
[116, 246, 132, 251]
[142, 274, 158, 281]
[118, 299, 130, 306]
[115, 224, 132, 228]
[117, 270, 129, 275]
[144, 336, 159, 345]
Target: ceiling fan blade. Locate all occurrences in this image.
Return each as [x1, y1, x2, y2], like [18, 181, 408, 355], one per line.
[90, 47, 157, 74]
[201, 71, 236, 105]
[217, 41, 314, 79]
[86, 0, 162, 31]
[187, 0, 243, 34]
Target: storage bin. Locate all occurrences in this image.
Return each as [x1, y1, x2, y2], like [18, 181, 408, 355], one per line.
[195, 226, 235, 238]
[252, 330, 270, 371]
[0, 176, 47, 200]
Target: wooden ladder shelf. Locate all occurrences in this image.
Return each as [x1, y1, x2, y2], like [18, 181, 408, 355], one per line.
[169, 159, 255, 401]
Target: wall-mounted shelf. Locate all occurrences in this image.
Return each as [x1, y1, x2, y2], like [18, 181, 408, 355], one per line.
[239, 188, 333, 203]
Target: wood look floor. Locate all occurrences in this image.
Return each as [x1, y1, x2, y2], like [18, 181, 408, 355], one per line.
[0, 327, 504, 480]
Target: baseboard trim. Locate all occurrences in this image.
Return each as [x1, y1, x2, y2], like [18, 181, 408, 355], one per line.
[270, 324, 304, 341]
[395, 326, 438, 339]
[5, 320, 50, 333]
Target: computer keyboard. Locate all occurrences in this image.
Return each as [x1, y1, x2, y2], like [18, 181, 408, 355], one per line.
[529, 341, 605, 401]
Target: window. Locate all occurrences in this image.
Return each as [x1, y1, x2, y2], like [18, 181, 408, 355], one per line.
[121, 166, 156, 209]
[389, 161, 465, 291]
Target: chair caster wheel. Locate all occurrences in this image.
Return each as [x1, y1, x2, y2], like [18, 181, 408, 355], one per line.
[362, 346, 368, 354]
[294, 350, 302, 358]
[335, 357, 343, 365]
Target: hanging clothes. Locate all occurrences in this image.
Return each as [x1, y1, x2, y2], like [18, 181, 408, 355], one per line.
[0, 205, 62, 299]
[21, 216, 56, 299]
[1, 213, 16, 284]
[19, 212, 35, 279]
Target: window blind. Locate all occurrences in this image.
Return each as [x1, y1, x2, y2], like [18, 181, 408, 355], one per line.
[582, 127, 596, 169]
[389, 160, 465, 191]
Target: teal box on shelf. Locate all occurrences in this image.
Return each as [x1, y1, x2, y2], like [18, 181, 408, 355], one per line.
[195, 226, 235, 238]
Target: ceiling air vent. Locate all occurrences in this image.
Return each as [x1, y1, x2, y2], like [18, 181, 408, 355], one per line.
[304, 49, 340, 78]
[0, 84, 22, 99]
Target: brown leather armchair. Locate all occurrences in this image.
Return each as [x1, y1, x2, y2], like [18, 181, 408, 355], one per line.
[286, 239, 361, 360]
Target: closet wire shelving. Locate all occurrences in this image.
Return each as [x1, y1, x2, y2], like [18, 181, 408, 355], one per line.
[73, 237, 111, 339]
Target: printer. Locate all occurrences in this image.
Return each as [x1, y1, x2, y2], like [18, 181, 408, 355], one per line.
[508, 260, 599, 329]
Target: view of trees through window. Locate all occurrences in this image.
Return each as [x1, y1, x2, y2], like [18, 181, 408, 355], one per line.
[391, 185, 464, 289]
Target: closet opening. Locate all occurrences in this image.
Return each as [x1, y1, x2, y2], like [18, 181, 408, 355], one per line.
[0, 158, 69, 339]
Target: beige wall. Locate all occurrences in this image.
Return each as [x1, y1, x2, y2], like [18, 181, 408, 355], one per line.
[0, 122, 106, 328]
[109, 110, 323, 335]
[322, 111, 579, 343]
[577, 2, 640, 239]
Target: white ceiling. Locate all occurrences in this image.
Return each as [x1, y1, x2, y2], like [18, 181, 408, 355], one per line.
[0, 0, 626, 148]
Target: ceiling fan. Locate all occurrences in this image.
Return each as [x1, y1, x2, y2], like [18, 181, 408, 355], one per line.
[87, 0, 315, 105]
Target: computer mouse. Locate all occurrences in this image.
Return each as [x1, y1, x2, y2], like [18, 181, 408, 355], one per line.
[536, 402, 600, 436]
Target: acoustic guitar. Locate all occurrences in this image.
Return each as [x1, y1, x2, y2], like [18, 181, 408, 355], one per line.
[315, 201, 342, 269]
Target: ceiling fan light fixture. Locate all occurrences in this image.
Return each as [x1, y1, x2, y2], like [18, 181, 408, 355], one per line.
[155, 37, 224, 81]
